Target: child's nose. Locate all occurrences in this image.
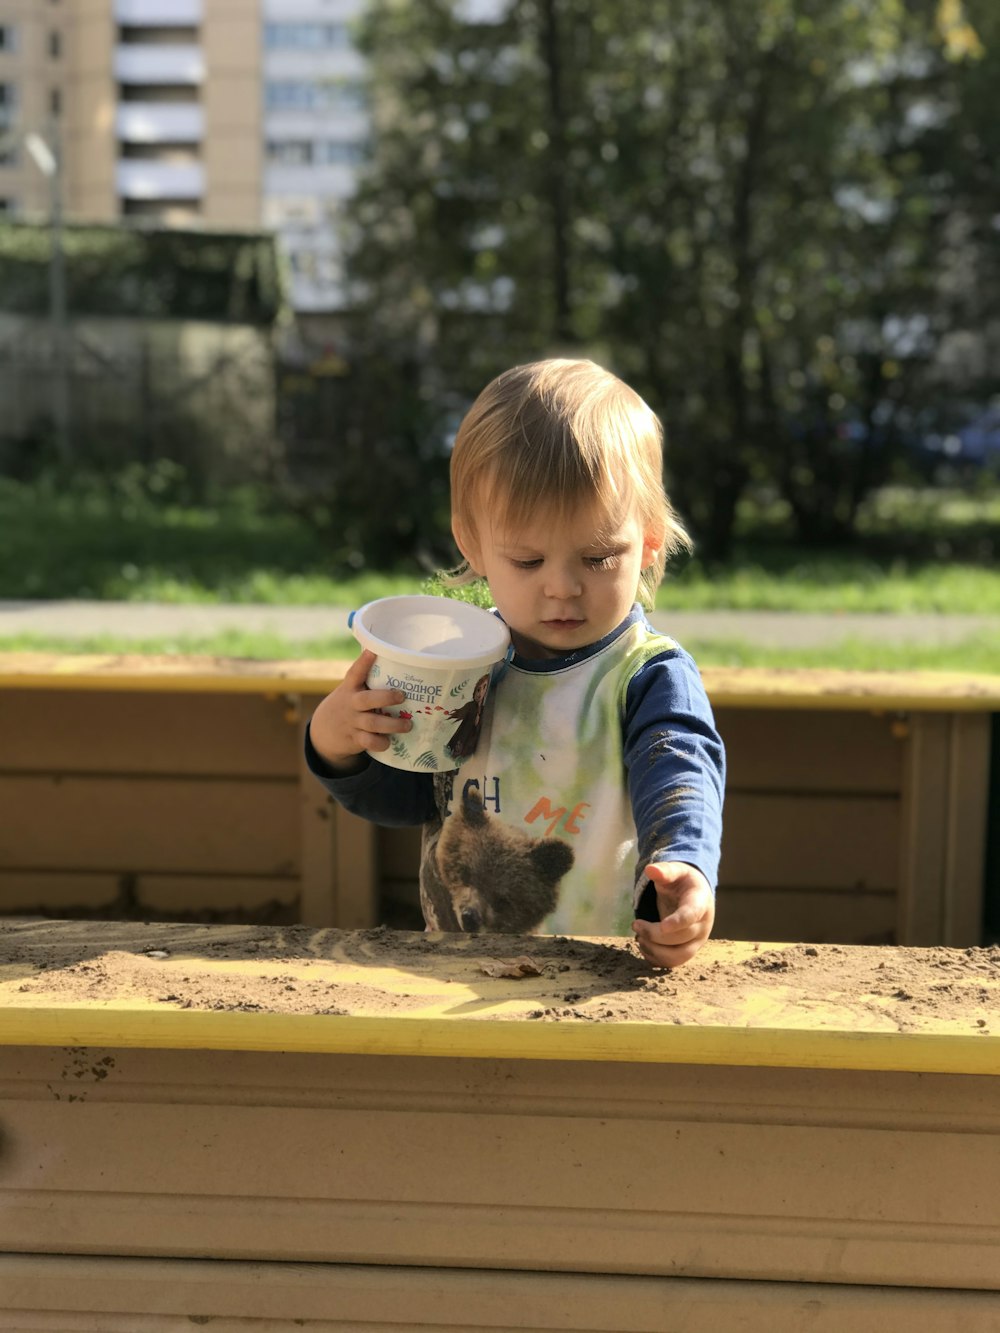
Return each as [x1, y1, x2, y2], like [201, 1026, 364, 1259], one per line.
[544, 564, 583, 599]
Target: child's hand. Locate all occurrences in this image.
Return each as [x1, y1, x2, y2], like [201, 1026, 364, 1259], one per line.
[308, 650, 412, 771]
[632, 862, 715, 969]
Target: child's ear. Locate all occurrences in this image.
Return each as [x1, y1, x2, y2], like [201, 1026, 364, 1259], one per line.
[641, 525, 665, 569]
[452, 519, 483, 575]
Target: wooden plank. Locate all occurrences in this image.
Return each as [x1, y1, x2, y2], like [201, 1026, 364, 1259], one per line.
[714, 887, 894, 945]
[297, 698, 378, 929]
[298, 705, 337, 928]
[722, 793, 899, 891]
[0, 776, 298, 876]
[898, 716, 950, 945]
[138, 876, 298, 915]
[0, 874, 297, 918]
[378, 874, 896, 946]
[381, 796, 901, 895]
[377, 815, 902, 935]
[333, 806, 377, 929]
[2, 1256, 1000, 1332]
[700, 667, 1000, 712]
[0, 1045, 999, 1289]
[0, 690, 297, 777]
[943, 713, 992, 946]
[0, 873, 123, 914]
[3, 652, 999, 711]
[716, 708, 903, 794]
[380, 826, 422, 880]
[0, 652, 353, 696]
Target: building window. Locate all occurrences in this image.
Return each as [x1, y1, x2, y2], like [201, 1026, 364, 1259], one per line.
[49, 30, 61, 58]
[0, 140, 17, 167]
[265, 80, 365, 113]
[0, 25, 17, 53]
[267, 140, 312, 165]
[314, 139, 365, 166]
[50, 87, 62, 117]
[264, 23, 351, 51]
[266, 139, 365, 166]
[0, 197, 14, 214]
[0, 84, 16, 130]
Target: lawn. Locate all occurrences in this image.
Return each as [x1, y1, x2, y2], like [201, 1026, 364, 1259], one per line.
[2, 472, 999, 614]
[2, 626, 999, 674]
[1, 472, 998, 672]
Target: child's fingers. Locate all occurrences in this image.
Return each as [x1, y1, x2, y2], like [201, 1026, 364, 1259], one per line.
[631, 925, 705, 968]
[344, 650, 409, 716]
[343, 649, 377, 686]
[655, 898, 707, 937]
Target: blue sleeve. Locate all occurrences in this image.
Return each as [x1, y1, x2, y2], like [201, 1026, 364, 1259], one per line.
[303, 720, 437, 827]
[622, 647, 725, 894]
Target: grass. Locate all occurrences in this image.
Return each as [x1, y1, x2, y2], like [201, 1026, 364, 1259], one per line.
[2, 471, 999, 613]
[3, 628, 999, 674]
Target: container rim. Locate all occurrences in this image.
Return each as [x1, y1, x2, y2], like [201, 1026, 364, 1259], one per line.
[351, 595, 511, 671]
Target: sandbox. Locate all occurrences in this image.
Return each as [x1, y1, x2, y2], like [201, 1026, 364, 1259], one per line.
[1, 919, 998, 1329]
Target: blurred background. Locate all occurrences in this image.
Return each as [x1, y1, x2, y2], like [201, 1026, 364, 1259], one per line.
[0, 0, 997, 670]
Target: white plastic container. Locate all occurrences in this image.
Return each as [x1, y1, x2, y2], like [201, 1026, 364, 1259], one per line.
[349, 595, 511, 772]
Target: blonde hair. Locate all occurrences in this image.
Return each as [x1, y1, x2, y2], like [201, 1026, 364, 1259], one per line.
[448, 358, 691, 608]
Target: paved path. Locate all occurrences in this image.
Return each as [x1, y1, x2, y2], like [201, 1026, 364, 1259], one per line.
[0, 599, 994, 648]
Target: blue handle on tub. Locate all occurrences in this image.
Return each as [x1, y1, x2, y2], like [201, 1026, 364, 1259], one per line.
[348, 610, 356, 629]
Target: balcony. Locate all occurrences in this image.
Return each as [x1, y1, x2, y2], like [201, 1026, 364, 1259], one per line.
[264, 163, 358, 201]
[115, 0, 202, 23]
[117, 103, 203, 143]
[261, 0, 367, 20]
[114, 44, 204, 85]
[116, 159, 204, 200]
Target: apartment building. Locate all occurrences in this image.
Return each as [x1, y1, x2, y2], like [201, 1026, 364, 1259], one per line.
[0, 0, 368, 311]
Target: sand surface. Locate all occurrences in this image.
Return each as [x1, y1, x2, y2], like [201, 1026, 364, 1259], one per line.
[2, 919, 999, 1037]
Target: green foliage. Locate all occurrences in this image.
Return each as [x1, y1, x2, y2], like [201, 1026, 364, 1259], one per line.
[0, 221, 287, 325]
[278, 353, 454, 571]
[340, 0, 1000, 559]
[0, 467, 332, 600]
[2, 471, 998, 613]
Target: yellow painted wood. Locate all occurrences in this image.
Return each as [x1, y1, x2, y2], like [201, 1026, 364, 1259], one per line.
[4, 1257, 1000, 1332]
[4, 1045, 998, 1293]
[0, 652, 350, 695]
[1, 1004, 997, 1076]
[2, 652, 999, 711]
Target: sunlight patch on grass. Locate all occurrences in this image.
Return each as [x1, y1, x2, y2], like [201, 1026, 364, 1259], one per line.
[686, 630, 1000, 673]
[0, 631, 358, 660]
[660, 560, 1000, 613]
[2, 630, 998, 674]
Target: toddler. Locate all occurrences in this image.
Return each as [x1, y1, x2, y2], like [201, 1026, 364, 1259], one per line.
[306, 359, 725, 967]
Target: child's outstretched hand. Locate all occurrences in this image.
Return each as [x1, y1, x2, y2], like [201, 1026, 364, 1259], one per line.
[632, 862, 715, 968]
[308, 649, 412, 772]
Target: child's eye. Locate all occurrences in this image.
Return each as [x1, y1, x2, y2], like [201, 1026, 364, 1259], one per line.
[586, 552, 620, 570]
[511, 558, 542, 570]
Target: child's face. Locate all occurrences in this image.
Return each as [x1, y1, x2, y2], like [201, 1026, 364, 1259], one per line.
[456, 500, 660, 659]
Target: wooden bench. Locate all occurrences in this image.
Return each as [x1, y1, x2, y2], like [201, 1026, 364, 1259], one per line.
[1, 653, 997, 946]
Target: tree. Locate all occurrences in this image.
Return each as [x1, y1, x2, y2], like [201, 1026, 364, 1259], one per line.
[341, 0, 994, 560]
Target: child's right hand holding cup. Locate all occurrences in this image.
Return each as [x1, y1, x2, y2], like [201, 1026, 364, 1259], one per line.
[309, 650, 412, 772]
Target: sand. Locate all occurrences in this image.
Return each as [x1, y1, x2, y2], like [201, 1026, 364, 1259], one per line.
[2, 919, 999, 1037]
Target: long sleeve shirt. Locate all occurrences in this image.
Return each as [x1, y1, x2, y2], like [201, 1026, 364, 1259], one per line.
[306, 605, 725, 936]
